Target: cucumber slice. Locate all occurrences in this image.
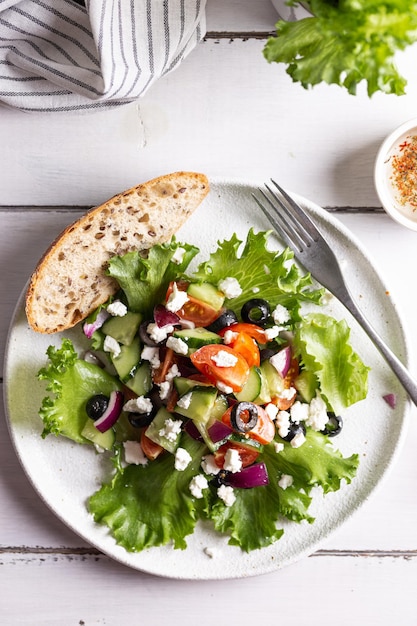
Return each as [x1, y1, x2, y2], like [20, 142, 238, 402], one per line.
[102, 310, 142, 346]
[145, 407, 182, 453]
[235, 367, 262, 402]
[172, 327, 222, 352]
[260, 360, 285, 397]
[187, 282, 225, 310]
[294, 369, 318, 403]
[210, 393, 229, 420]
[174, 376, 212, 396]
[174, 386, 218, 424]
[125, 361, 152, 396]
[111, 336, 141, 382]
[228, 433, 264, 453]
[81, 420, 115, 451]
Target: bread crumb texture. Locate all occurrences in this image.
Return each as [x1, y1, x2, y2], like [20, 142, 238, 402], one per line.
[26, 172, 209, 333]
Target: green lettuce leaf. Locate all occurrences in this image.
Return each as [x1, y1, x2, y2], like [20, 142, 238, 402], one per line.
[89, 434, 207, 551]
[107, 239, 199, 317]
[263, 0, 417, 96]
[38, 338, 121, 443]
[190, 229, 323, 321]
[293, 313, 369, 414]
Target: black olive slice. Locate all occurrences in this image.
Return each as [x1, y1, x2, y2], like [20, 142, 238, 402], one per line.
[281, 421, 306, 442]
[230, 401, 259, 433]
[321, 413, 343, 437]
[241, 298, 270, 326]
[86, 394, 109, 420]
[207, 309, 238, 333]
[128, 412, 155, 428]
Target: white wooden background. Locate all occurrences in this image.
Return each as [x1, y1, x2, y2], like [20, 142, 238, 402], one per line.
[2, 1, 417, 624]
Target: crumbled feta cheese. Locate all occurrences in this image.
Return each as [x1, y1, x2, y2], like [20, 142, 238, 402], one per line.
[272, 304, 290, 325]
[174, 447, 192, 471]
[166, 335, 188, 355]
[290, 400, 309, 424]
[252, 287, 260, 294]
[177, 392, 192, 410]
[103, 335, 121, 357]
[276, 410, 290, 438]
[201, 454, 220, 475]
[279, 387, 297, 401]
[171, 247, 186, 264]
[166, 282, 189, 312]
[203, 546, 220, 559]
[147, 322, 174, 343]
[123, 396, 153, 414]
[290, 431, 306, 448]
[216, 381, 233, 394]
[278, 474, 294, 490]
[217, 484, 236, 507]
[189, 474, 209, 499]
[217, 277, 242, 299]
[165, 363, 180, 382]
[141, 346, 161, 369]
[265, 402, 279, 421]
[305, 393, 329, 431]
[223, 448, 242, 473]
[274, 442, 285, 453]
[159, 418, 182, 442]
[106, 300, 127, 317]
[222, 330, 238, 345]
[158, 381, 171, 400]
[123, 441, 148, 466]
[264, 326, 281, 341]
[211, 350, 238, 368]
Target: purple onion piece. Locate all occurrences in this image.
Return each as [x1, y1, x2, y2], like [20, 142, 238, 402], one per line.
[94, 390, 124, 432]
[184, 420, 203, 441]
[83, 309, 110, 339]
[383, 393, 397, 409]
[154, 304, 180, 328]
[269, 345, 292, 378]
[208, 419, 233, 443]
[226, 462, 269, 489]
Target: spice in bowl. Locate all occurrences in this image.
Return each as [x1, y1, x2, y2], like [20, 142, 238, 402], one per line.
[390, 135, 417, 210]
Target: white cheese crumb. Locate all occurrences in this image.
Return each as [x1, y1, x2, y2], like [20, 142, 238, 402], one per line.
[272, 304, 290, 325]
[177, 392, 193, 410]
[165, 363, 180, 382]
[217, 484, 236, 507]
[252, 287, 260, 294]
[223, 448, 242, 473]
[305, 393, 329, 431]
[171, 247, 186, 265]
[123, 441, 148, 466]
[265, 402, 279, 421]
[216, 381, 233, 394]
[106, 300, 127, 317]
[174, 447, 192, 471]
[274, 442, 285, 453]
[203, 546, 220, 559]
[166, 282, 189, 312]
[189, 474, 209, 499]
[211, 350, 238, 368]
[103, 335, 121, 357]
[264, 326, 281, 341]
[146, 322, 174, 343]
[290, 400, 309, 424]
[159, 418, 182, 442]
[218, 277, 242, 299]
[222, 330, 238, 345]
[201, 454, 220, 475]
[278, 474, 294, 490]
[291, 431, 306, 448]
[141, 346, 161, 369]
[276, 410, 290, 438]
[278, 387, 297, 401]
[166, 335, 189, 355]
[123, 396, 153, 414]
[158, 381, 171, 400]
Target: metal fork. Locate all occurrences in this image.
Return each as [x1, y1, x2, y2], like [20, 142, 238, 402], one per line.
[253, 180, 417, 407]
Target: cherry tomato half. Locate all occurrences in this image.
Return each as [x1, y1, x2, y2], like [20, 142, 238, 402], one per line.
[225, 331, 260, 368]
[214, 440, 260, 469]
[219, 322, 267, 344]
[221, 404, 275, 445]
[165, 281, 220, 326]
[141, 429, 164, 461]
[190, 344, 250, 392]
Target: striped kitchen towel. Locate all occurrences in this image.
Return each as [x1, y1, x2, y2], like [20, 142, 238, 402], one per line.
[0, 0, 206, 112]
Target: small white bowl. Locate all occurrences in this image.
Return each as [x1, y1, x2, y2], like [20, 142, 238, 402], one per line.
[374, 118, 417, 231]
[270, 0, 311, 20]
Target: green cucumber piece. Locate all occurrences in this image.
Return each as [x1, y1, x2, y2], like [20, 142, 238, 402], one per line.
[187, 282, 225, 310]
[125, 361, 152, 396]
[260, 359, 285, 398]
[173, 376, 212, 396]
[174, 386, 218, 424]
[235, 367, 262, 402]
[111, 337, 141, 382]
[81, 420, 115, 451]
[102, 310, 142, 346]
[172, 327, 222, 352]
[145, 407, 182, 453]
[210, 393, 229, 420]
[294, 369, 318, 403]
[228, 432, 264, 453]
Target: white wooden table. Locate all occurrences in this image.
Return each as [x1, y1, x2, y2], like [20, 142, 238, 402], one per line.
[2, 1, 417, 623]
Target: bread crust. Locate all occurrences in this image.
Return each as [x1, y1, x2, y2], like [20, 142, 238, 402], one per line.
[26, 172, 209, 333]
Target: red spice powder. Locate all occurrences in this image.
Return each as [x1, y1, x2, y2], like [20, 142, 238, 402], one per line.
[390, 135, 417, 210]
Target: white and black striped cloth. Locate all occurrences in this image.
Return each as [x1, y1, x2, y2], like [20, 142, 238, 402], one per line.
[0, 0, 206, 112]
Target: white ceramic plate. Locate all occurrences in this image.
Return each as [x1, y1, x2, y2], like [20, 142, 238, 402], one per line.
[3, 178, 411, 580]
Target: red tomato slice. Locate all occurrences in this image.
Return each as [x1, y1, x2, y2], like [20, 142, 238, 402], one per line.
[165, 281, 220, 326]
[153, 347, 176, 385]
[214, 441, 260, 469]
[221, 404, 275, 445]
[141, 429, 164, 461]
[219, 322, 267, 344]
[190, 344, 250, 392]
[225, 331, 260, 368]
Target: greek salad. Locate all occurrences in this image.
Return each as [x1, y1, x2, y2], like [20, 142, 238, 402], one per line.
[37, 229, 369, 553]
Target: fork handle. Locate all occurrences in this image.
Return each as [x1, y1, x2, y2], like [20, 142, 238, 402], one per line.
[341, 289, 417, 406]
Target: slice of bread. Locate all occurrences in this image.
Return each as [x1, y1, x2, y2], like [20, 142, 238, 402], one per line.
[26, 171, 209, 334]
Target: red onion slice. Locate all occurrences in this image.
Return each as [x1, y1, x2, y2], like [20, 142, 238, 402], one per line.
[269, 345, 292, 378]
[208, 419, 233, 443]
[83, 309, 110, 339]
[227, 462, 269, 488]
[94, 390, 124, 432]
[154, 304, 180, 328]
[184, 420, 203, 441]
[383, 393, 397, 409]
